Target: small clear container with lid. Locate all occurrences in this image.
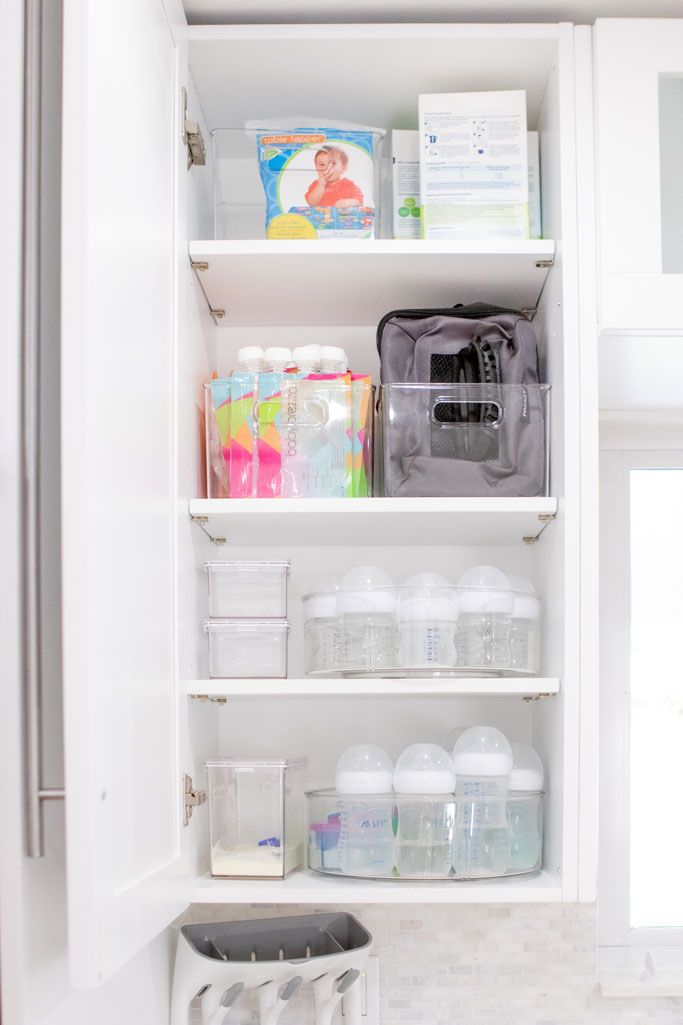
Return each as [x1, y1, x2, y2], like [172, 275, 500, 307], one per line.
[335, 745, 395, 877]
[452, 726, 513, 878]
[394, 743, 455, 878]
[205, 620, 289, 678]
[206, 560, 290, 619]
[397, 573, 459, 671]
[206, 756, 308, 878]
[508, 575, 541, 674]
[507, 742, 544, 873]
[455, 566, 514, 672]
[302, 573, 343, 676]
[338, 567, 398, 674]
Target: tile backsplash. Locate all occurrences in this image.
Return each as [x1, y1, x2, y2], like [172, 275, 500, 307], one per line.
[184, 903, 683, 1025]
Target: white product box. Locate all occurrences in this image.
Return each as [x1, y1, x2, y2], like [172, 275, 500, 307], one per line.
[527, 131, 542, 240]
[419, 90, 529, 239]
[392, 130, 421, 239]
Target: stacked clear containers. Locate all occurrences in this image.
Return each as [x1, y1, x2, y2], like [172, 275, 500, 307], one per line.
[302, 565, 541, 677]
[205, 561, 290, 678]
[207, 757, 307, 878]
[306, 732, 544, 881]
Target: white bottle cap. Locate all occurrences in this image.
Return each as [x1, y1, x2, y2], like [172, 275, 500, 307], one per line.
[508, 575, 541, 622]
[394, 743, 455, 794]
[319, 345, 348, 369]
[509, 742, 544, 791]
[337, 566, 396, 615]
[302, 573, 341, 620]
[263, 346, 292, 369]
[397, 572, 458, 623]
[237, 345, 264, 364]
[292, 344, 322, 370]
[457, 565, 513, 614]
[335, 745, 394, 795]
[452, 726, 513, 777]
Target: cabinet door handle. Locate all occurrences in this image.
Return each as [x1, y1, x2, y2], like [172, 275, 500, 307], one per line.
[23, 0, 64, 859]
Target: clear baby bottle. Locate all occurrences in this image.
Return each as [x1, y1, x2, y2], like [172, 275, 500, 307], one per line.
[319, 346, 348, 374]
[508, 575, 541, 675]
[455, 566, 514, 672]
[337, 566, 398, 674]
[335, 745, 395, 877]
[292, 344, 322, 375]
[452, 726, 513, 878]
[302, 573, 343, 675]
[393, 743, 455, 878]
[507, 742, 544, 873]
[397, 572, 459, 671]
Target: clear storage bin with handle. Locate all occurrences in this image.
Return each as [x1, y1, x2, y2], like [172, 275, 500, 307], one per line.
[379, 383, 550, 498]
[206, 757, 308, 878]
[206, 560, 290, 619]
[205, 620, 289, 678]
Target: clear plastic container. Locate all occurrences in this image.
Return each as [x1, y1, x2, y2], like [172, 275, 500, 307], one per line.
[206, 561, 290, 619]
[211, 129, 266, 240]
[206, 757, 307, 878]
[393, 744, 456, 878]
[508, 743, 545, 873]
[303, 573, 343, 675]
[306, 789, 543, 880]
[337, 567, 398, 674]
[206, 620, 289, 678]
[508, 575, 542, 674]
[455, 566, 514, 672]
[379, 383, 550, 498]
[452, 726, 513, 879]
[397, 573, 459, 670]
[335, 746, 395, 877]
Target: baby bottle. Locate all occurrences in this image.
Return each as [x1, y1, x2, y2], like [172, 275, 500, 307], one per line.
[292, 344, 322, 376]
[302, 573, 342, 676]
[337, 566, 398, 674]
[263, 346, 293, 372]
[455, 566, 514, 671]
[507, 742, 544, 873]
[335, 745, 395, 877]
[319, 346, 348, 374]
[393, 744, 455, 878]
[508, 576, 541, 675]
[452, 726, 513, 878]
[397, 572, 459, 671]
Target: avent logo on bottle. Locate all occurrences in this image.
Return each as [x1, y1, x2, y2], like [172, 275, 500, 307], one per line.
[357, 811, 389, 833]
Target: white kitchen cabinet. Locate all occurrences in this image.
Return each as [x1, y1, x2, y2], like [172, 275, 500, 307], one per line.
[594, 18, 683, 331]
[4, 0, 601, 1010]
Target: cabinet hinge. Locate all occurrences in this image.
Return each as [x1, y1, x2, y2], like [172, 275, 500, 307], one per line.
[182, 87, 206, 170]
[182, 773, 207, 827]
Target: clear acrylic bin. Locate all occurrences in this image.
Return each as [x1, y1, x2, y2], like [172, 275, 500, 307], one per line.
[207, 757, 308, 878]
[306, 789, 543, 880]
[379, 384, 550, 498]
[206, 561, 290, 619]
[206, 620, 289, 678]
[212, 128, 385, 240]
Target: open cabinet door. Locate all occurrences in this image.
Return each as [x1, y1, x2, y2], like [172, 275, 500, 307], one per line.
[61, 0, 186, 988]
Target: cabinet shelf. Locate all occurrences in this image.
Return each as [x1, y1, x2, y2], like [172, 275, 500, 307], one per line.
[189, 868, 563, 904]
[189, 239, 555, 327]
[182, 677, 559, 699]
[189, 497, 557, 547]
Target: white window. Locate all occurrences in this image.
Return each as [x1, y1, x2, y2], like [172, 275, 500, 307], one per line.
[600, 447, 683, 952]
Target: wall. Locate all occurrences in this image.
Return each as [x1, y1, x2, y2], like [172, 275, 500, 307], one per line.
[185, 904, 683, 1025]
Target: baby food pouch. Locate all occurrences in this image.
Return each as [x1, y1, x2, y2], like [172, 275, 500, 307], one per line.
[246, 117, 385, 240]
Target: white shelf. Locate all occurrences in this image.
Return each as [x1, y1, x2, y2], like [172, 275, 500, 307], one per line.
[182, 677, 559, 698]
[189, 868, 563, 905]
[189, 497, 557, 547]
[189, 240, 555, 327]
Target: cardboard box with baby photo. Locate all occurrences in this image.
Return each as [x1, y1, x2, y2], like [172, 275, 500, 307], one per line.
[246, 118, 386, 239]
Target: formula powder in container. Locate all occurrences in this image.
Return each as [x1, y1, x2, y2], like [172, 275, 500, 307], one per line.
[246, 118, 385, 239]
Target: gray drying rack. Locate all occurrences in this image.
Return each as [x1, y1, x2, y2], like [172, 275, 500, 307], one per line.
[170, 912, 372, 1025]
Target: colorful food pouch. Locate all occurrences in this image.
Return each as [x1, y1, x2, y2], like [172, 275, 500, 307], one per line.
[280, 375, 352, 498]
[245, 118, 385, 240]
[205, 379, 231, 498]
[229, 369, 257, 498]
[256, 370, 284, 498]
[351, 375, 373, 497]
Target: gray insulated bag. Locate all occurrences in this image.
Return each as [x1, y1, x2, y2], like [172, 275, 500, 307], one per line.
[377, 303, 548, 498]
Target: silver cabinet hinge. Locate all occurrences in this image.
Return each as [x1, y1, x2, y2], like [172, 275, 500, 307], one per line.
[182, 87, 206, 170]
[182, 773, 207, 827]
